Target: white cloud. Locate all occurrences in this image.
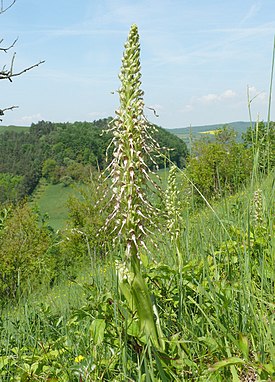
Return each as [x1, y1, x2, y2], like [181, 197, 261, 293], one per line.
[222, 89, 236, 98]
[180, 89, 238, 118]
[199, 93, 219, 103]
[197, 89, 237, 104]
[20, 113, 44, 124]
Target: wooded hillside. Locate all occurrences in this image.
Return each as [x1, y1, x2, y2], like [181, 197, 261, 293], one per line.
[0, 118, 188, 203]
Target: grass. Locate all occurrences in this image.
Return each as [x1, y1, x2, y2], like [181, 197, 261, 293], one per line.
[31, 182, 84, 230]
[1, 173, 274, 381]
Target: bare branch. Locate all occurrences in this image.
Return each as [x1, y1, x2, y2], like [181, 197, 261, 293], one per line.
[0, 105, 18, 121]
[0, 0, 16, 14]
[0, 36, 18, 52]
[0, 55, 45, 82]
[1, 105, 18, 112]
[0, 0, 45, 121]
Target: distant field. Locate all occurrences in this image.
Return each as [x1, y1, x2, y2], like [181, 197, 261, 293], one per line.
[0, 125, 29, 133]
[200, 129, 221, 135]
[31, 183, 86, 230]
[167, 121, 252, 145]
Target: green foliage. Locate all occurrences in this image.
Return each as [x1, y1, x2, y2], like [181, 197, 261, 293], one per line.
[242, 121, 275, 172]
[186, 126, 252, 201]
[0, 206, 10, 230]
[152, 125, 188, 168]
[0, 169, 274, 381]
[42, 158, 58, 183]
[0, 203, 54, 299]
[0, 118, 186, 203]
[60, 177, 114, 263]
[0, 130, 42, 196]
[0, 173, 24, 203]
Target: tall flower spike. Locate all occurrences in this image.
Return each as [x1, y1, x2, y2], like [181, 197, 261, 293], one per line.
[106, 24, 160, 264]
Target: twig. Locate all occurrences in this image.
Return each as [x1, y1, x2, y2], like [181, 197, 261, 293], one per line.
[0, 0, 16, 14]
[0, 105, 18, 121]
[0, 37, 18, 52]
[0, 57, 45, 82]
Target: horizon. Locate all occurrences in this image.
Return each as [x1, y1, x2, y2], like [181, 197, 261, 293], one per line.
[1, 0, 274, 128]
[1, 119, 258, 131]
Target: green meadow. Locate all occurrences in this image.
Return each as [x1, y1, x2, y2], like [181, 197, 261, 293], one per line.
[31, 182, 89, 230]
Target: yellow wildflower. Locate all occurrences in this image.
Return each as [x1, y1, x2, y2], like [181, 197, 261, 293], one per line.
[75, 355, 85, 363]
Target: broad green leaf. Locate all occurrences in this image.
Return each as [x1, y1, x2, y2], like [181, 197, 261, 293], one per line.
[209, 357, 245, 372]
[127, 319, 140, 337]
[90, 318, 106, 346]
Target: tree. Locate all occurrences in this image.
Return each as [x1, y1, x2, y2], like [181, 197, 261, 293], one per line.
[186, 126, 252, 201]
[0, 0, 44, 120]
[42, 158, 58, 182]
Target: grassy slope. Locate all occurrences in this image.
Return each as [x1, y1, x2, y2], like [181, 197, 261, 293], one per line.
[31, 183, 81, 230]
[2, 172, 274, 380]
[1, 171, 274, 380]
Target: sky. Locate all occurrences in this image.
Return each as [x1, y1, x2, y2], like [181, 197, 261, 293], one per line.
[1, 0, 275, 129]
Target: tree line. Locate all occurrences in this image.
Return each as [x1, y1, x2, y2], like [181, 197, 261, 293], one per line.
[0, 118, 188, 203]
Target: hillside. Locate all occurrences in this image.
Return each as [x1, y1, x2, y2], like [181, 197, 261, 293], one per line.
[167, 121, 252, 144]
[1, 170, 274, 380]
[0, 118, 187, 203]
[0, 125, 29, 133]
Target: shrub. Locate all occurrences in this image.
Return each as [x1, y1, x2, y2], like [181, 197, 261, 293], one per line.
[0, 203, 55, 299]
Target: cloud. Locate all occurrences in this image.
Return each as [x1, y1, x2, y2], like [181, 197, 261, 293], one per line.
[180, 89, 238, 116]
[20, 113, 44, 124]
[222, 89, 236, 98]
[197, 89, 237, 104]
[199, 93, 219, 103]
